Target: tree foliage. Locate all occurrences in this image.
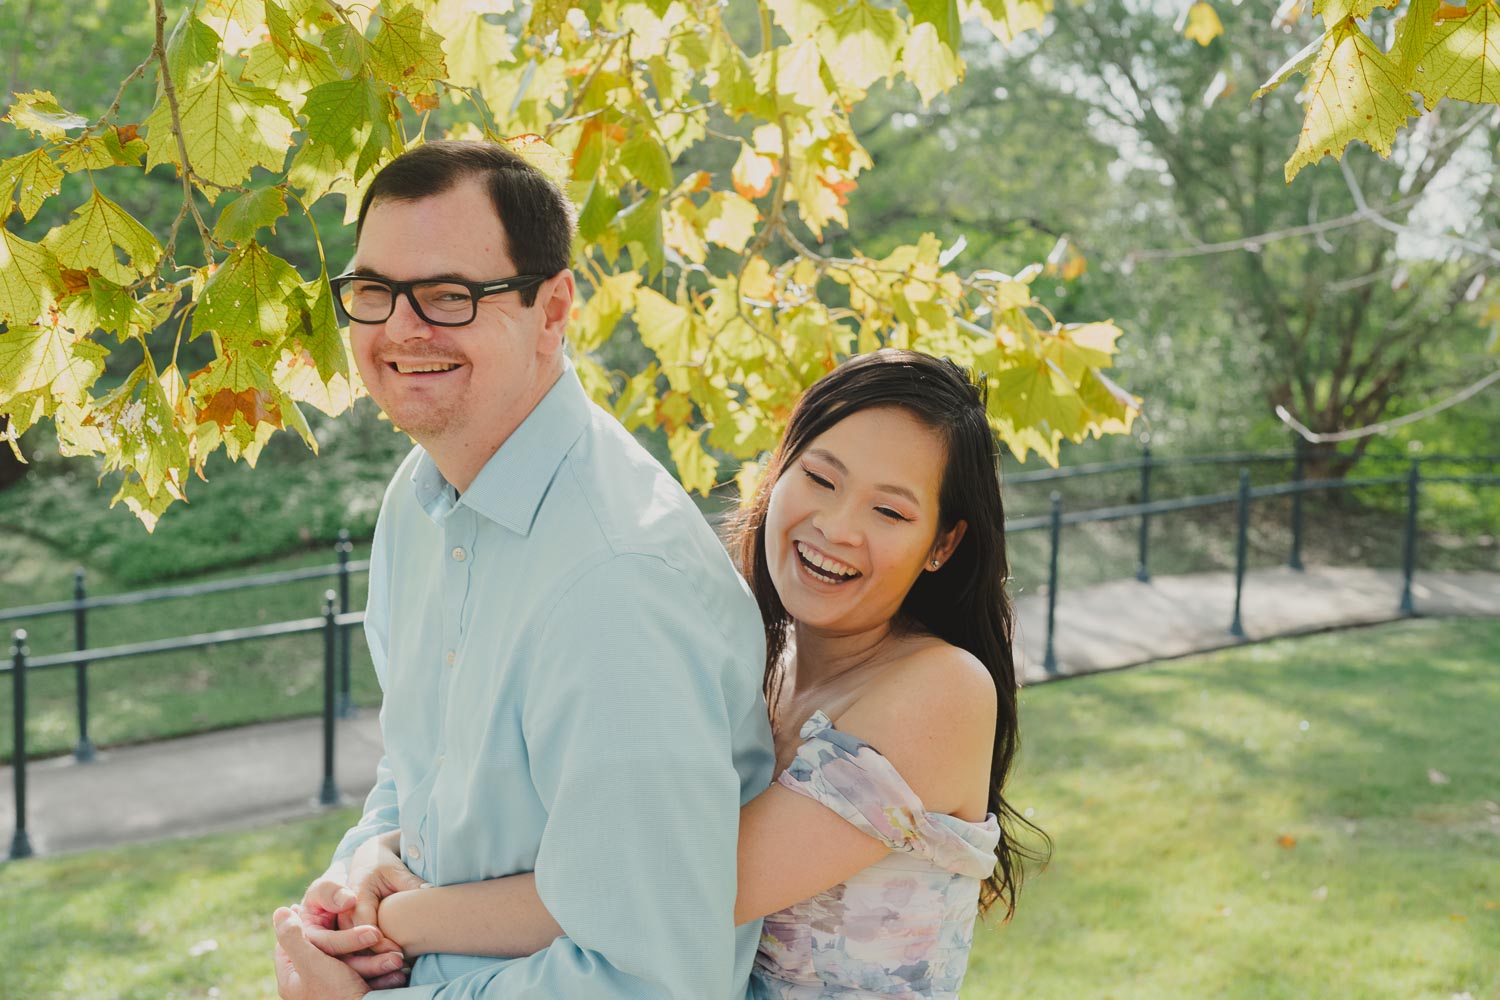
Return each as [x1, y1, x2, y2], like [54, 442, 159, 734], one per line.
[2, 0, 1490, 528]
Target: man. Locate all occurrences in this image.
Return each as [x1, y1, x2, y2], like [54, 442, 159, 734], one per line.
[272, 141, 774, 998]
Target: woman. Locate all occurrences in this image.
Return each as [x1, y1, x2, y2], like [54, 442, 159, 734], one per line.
[346, 349, 1043, 998]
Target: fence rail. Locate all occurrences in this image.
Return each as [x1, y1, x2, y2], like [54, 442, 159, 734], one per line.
[4, 446, 1497, 860]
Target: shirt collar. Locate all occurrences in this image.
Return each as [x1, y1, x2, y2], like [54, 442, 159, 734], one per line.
[408, 360, 592, 535]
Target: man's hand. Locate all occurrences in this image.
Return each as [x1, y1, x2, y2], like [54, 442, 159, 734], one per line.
[295, 870, 409, 988]
[274, 906, 376, 1000]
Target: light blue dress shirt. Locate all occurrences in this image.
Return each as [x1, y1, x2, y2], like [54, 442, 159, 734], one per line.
[334, 363, 775, 998]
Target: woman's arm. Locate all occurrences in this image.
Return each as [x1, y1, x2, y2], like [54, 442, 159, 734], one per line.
[376, 644, 995, 955]
[372, 786, 889, 961]
[377, 873, 564, 958]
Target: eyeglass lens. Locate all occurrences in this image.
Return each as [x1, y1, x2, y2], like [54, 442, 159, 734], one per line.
[338, 279, 475, 324]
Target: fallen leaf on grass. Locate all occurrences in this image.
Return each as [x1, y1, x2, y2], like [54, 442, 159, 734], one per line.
[1428, 769, 1451, 785]
[1277, 834, 1297, 849]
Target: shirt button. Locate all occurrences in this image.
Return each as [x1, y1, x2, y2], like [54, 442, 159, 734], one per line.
[451, 546, 467, 562]
[407, 844, 421, 861]
[444, 650, 456, 666]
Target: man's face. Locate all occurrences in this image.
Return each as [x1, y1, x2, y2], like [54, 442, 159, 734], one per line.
[348, 177, 567, 451]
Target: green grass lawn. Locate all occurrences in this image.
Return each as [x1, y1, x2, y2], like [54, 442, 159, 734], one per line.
[2, 618, 1495, 999]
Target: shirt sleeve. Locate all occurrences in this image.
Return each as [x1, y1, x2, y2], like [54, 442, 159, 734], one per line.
[330, 495, 401, 867]
[382, 552, 751, 999]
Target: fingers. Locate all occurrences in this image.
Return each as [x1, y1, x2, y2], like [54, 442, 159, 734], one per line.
[365, 970, 410, 991]
[273, 906, 324, 967]
[302, 920, 386, 958]
[302, 878, 357, 919]
[343, 951, 408, 979]
[349, 885, 381, 933]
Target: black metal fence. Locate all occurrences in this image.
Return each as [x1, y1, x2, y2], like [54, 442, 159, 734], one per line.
[4, 448, 1497, 860]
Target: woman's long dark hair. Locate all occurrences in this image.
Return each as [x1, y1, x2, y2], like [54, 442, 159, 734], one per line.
[731, 349, 1049, 919]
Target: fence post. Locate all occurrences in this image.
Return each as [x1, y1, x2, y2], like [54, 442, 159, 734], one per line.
[1043, 492, 1062, 676]
[1136, 441, 1153, 583]
[1288, 439, 1305, 571]
[72, 569, 94, 763]
[1400, 459, 1420, 615]
[1230, 469, 1250, 639]
[335, 530, 354, 719]
[9, 630, 33, 860]
[320, 591, 341, 807]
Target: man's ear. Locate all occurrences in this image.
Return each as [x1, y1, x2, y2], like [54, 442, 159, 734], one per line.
[929, 519, 967, 570]
[537, 270, 575, 354]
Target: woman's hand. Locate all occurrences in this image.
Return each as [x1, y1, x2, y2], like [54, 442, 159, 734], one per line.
[343, 830, 429, 932]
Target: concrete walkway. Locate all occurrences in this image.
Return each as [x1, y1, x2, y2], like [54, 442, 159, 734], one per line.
[4, 566, 1498, 859]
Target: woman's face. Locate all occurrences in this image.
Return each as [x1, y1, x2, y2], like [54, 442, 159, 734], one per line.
[764, 406, 966, 636]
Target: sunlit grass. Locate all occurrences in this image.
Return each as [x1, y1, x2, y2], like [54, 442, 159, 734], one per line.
[3, 618, 1496, 998]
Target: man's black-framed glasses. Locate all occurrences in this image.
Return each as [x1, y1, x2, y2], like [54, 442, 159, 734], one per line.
[330, 272, 550, 327]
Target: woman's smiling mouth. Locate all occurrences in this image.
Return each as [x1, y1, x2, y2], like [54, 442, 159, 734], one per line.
[795, 541, 862, 583]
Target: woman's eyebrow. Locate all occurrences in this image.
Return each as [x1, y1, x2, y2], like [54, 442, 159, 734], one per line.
[805, 448, 922, 507]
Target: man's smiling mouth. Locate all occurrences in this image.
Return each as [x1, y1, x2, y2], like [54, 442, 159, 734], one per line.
[390, 362, 462, 374]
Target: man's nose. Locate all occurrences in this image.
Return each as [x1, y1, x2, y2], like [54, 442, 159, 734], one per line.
[383, 291, 435, 340]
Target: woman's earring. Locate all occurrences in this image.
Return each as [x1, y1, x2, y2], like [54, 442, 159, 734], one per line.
[930, 559, 941, 569]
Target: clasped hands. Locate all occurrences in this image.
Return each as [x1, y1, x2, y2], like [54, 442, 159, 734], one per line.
[274, 831, 426, 999]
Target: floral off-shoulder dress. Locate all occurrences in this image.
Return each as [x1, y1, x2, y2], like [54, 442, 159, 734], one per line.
[750, 711, 1001, 1000]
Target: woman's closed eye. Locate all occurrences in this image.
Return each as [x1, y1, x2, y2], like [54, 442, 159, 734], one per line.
[802, 466, 833, 489]
[875, 506, 911, 522]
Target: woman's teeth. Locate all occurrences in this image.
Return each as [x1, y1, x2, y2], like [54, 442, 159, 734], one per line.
[795, 541, 860, 580]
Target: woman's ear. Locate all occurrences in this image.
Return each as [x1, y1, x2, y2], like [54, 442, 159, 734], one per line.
[928, 519, 967, 571]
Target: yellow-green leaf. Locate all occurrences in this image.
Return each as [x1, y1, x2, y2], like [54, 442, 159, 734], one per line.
[165, 9, 222, 91]
[1415, 0, 1500, 104]
[0, 229, 63, 326]
[903, 22, 964, 106]
[43, 190, 163, 286]
[572, 271, 641, 354]
[668, 423, 718, 497]
[621, 131, 675, 191]
[819, 0, 907, 92]
[0, 316, 107, 410]
[143, 66, 296, 189]
[89, 363, 190, 498]
[1183, 3, 1224, 46]
[964, 0, 1051, 47]
[634, 286, 704, 389]
[908, 0, 964, 50]
[1313, 0, 1400, 24]
[0, 149, 64, 223]
[3, 90, 87, 139]
[701, 191, 761, 253]
[1285, 21, 1417, 181]
[766, 0, 843, 38]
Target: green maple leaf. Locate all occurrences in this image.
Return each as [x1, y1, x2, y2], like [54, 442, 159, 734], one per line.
[57, 274, 138, 339]
[43, 190, 163, 286]
[214, 187, 290, 245]
[300, 76, 395, 182]
[1285, 21, 1417, 181]
[194, 241, 303, 353]
[0, 318, 107, 416]
[618, 193, 666, 279]
[1415, 1, 1500, 104]
[3, 90, 87, 139]
[0, 149, 65, 223]
[143, 66, 296, 189]
[572, 272, 641, 354]
[819, 0, 907, 92]
[370, 5, 449, 91]
[621, 131, 675, 192]
[902, 22, 964, 106]
[1393, 0, 1441, 89]
[987, 357, 1084, 464]
[701, 191, 761, 253]
[165, 9, 222, 92]
[275, 277, 355, 418]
